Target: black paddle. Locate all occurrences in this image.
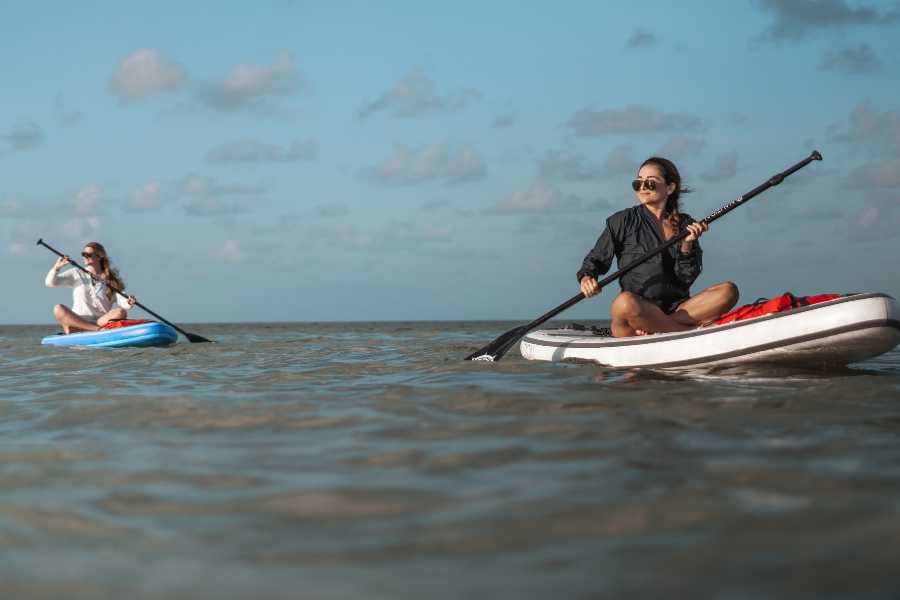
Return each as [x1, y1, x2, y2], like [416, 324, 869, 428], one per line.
[37, 238, 214, 343]
[465, 150, 823, 362]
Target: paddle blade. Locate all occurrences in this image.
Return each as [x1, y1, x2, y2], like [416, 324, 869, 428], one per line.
[465, 326, 528, 362]
[185, 332, 214, 343]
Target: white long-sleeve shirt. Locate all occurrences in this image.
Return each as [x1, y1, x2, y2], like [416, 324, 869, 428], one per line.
[45, 267, 130, 319]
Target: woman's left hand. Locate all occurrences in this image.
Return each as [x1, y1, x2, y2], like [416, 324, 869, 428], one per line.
[684, 221, 708, 242]
[127, 295, 137, 307]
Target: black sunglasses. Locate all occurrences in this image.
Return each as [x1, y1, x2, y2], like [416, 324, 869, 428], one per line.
[631, 178, 659, 192]
[81, 252, 97, 258]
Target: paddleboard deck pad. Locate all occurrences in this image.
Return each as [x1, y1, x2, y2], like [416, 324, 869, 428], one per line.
[520, 293, 900, 369]
[41, 321, 178, 348]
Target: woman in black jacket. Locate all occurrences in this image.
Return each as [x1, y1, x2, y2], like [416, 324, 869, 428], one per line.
[578, 157, 738, 337]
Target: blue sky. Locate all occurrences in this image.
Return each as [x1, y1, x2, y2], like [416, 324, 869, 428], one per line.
[3, 0, 900, 324]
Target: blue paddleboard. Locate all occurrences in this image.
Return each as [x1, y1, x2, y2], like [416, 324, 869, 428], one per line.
[41, 321, 179, 348]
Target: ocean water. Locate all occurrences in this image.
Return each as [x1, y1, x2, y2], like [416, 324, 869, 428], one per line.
[1, 320, 900, 599]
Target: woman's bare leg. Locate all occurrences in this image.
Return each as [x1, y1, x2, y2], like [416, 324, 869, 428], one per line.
[669, 282, 739, 326]
[97, 307, 127, 327]
[610, 282, 739, 337]
[53, 304, 100, 334]
[610, 292, 694, 337]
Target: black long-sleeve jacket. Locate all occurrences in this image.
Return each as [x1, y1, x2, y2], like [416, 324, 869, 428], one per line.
[577, 205, 703, 312]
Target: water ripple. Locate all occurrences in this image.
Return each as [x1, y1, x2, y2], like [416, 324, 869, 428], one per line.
[1, 322, 899, 598]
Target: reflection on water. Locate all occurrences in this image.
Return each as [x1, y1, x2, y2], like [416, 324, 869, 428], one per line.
[1, 321, 899, 598]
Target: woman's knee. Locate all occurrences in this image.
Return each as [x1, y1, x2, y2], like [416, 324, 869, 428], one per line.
[721, 281, 739, 302]
[52, 304, 67, 318]
[715, 282, 740, 309]
[108, 308, 127, 320]
[611, 292, 642, 317]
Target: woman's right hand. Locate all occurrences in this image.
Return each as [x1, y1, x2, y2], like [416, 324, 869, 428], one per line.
[580, 276, 601, 298]
[53, 255, 70, 271]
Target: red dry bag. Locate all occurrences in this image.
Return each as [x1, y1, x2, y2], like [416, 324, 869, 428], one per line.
[715, 292, 842, 325]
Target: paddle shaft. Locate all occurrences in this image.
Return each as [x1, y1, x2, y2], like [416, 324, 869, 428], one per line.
[466, 150, 823, 360]
[37, 239, 212, 343]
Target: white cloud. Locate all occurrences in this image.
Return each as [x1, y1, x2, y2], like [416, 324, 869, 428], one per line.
[218, 240, 243, 263]
[179, 174, 263, 216]
[567, 106, 703, 137]
[367, 144, 486, 185]
[54, 94, 83, 127]
[1, 198, 24, 217]
[821, 43, 882, 73]
[487, 182, 611, 215]
[129, 181, 162, 211]
[185, 198, 252, 217]
[492, 182, 561, 214]
[827, 104, 900, 151]
[827, 105, 900, 191]
[207, 138, 318, 163]
[658, 135, 707, 160]
[307, 221, 453, 251]
[755, 0, 900, 42]
[625, 30, 656, 48]
[109, 49, 188, 103]
[859, 206, 880, 228]
[492, 113, 516, 128]
[538, 150, 604, 181]
[846, 158, 900, 190]
[63, 219, 84, 238]
[849, 194, 900, 242]
[5, 194, 85, 220]
[196, 51, 301, 110]
[359, 68, 480, 119]
[373, 221, 453, 248]
[307, 223, 373, 250]
[3, 121, 44, 151]
[180, 174, 264, 197]
[793, 206, 844, 221]
[74, 183, 103, 215]
[538, 145, 635, 180]
[182, 174, 211, 196]
[701, 151, 739, 182]
[604, 145, 636, 177]
[62, 217, 101, 240]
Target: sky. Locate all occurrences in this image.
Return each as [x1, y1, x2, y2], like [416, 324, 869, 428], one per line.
[2, 0, 900, 324]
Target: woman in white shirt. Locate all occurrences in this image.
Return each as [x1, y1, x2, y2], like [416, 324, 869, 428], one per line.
[45, 241, 136, 334]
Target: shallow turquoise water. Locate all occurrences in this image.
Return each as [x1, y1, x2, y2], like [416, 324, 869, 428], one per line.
[2, 321, 900, 598]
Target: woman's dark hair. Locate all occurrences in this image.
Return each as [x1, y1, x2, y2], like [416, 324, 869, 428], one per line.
[639, 156, 692, 232]
[84, 241, 125, 301]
